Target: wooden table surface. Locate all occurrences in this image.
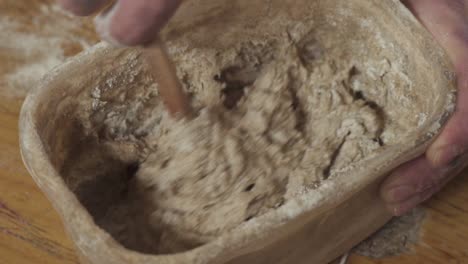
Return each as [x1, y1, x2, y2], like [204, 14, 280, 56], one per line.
[1, 1, 468, 263]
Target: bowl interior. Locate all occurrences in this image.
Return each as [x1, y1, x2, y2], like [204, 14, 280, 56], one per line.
[24, 0, 455, 258]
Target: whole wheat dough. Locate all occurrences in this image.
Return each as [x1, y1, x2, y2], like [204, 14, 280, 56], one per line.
[134, 31, 410, 252]
[73, 12, 422, 254]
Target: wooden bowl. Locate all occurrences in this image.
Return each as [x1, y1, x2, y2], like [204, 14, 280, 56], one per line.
[19, 0, 456, 263]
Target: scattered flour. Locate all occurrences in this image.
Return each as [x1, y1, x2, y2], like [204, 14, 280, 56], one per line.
[354, 207, 426, 258]
[0, 3, 97, 98]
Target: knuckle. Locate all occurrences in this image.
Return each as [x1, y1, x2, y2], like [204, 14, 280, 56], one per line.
[418, 186, 436, 202]
[418, 176, 443, 199]
[417, 171, 444, 194]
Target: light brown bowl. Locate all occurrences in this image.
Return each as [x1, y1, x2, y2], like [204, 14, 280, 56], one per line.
[20, 0, 456, 263]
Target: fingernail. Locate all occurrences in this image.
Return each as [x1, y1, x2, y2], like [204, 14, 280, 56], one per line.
[383, 185, 415, 203]
[388, 194, 422, 216]
[389, 204, 405, 217]
[431, 145, 464, 168]
[387, 184, 438, 216]
[390, 203, 411, 217]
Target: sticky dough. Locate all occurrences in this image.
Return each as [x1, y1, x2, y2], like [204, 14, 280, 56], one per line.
[136, 34, 401, 252]
[79, 12, 419, 253]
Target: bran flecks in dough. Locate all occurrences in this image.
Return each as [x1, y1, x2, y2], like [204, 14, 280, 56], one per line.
[71, 12, 419, 254]
[136, 36, 392, 252]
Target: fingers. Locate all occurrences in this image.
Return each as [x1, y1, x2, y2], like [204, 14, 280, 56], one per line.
[427, 74, 468, 167]
[403, 0, 468, 63]
[381, 155, 467, 216]
[60, 0, 182, 45]
[57, 0, 110, 16]
[94, 0, 182, 46]
[404, 0, 468, 168]
[383, 0, 468, 215]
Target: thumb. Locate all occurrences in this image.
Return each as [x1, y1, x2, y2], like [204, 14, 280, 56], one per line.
[404, 0, 468, 167]
[94, 0, 182, 46]
[427, 73, 468, 167]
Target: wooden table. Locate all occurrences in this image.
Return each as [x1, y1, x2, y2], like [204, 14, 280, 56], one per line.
[1, 1, 468, 263]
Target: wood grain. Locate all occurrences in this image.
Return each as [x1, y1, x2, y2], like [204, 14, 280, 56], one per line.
[0, 97, 80, 264]
[1, 1, 468, 263]
[0, 1, 96, 263]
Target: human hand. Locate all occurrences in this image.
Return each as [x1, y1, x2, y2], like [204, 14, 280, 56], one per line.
[57, 0, 181, 46]
[381, 0, 468, 216]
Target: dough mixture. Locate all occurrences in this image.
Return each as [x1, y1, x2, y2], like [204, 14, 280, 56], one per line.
[138, 39, 386, 251]
[66, 9, 421, 254]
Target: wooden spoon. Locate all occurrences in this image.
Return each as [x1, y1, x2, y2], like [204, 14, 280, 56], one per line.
[143, 38, 192, 118]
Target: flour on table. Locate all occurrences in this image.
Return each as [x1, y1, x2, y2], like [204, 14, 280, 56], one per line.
[0, 4, 96, 98]
[354, 207, 426, 258]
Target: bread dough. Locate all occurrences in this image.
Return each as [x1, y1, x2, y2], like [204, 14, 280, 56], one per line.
[135, 30, 408, 252]
[69, 8, 422, 254]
